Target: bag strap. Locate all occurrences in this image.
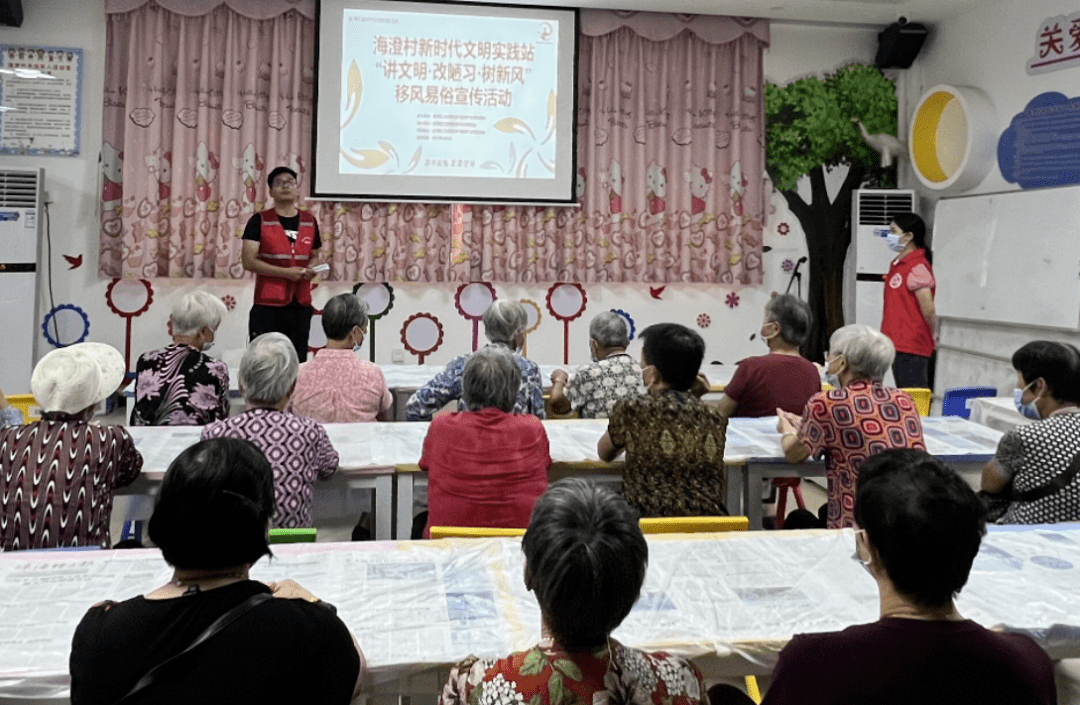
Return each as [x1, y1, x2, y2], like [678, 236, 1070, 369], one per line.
[1012, 450, 1080, 504]
[115, 592, 272, 704]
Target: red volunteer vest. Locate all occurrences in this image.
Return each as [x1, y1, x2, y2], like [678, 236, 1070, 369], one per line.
[253, 208, 317, 307]
[882, 248, 935, 357]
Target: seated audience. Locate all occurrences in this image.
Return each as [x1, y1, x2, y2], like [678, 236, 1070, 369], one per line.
[420, 346, 550, 537]
[0, 384, 23, 427]
[202, 333, 338, 528]
[756, 449, 1056, 705]
[598, 323, 728, 517]
[1, 343, 141, 550]
[131, 291, 230, 426]
[70, 438, 362, 705]
[776, 324, 924, 529]
[291, 293, 392, 422]
[406, 300, 544, 420]
[982, 340, 1080, 524]
[441, 478, 705, 705]
[717, 294, 820, 418]
[549, 311, 645, 418]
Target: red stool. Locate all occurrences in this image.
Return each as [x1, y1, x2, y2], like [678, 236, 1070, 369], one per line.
[772, 477, 805, 529]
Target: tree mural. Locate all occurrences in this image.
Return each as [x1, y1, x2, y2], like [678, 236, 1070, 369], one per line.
[765, 64, 898, 360]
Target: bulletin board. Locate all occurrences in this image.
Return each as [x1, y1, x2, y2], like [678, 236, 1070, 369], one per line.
[0, 45, 83, 156]
[934, 185, 1080, 330]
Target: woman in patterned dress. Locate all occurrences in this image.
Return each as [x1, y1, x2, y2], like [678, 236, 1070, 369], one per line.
[1, 343, 141, 549]
[440, 478, 705, 705]
[131, 291, 230, 426]
[201, 333, 338, 528]
[982, 341, 1080, 524]
[776, 325, 925, 529]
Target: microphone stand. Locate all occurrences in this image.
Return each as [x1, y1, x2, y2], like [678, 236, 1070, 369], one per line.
[785, 256, 807, 298]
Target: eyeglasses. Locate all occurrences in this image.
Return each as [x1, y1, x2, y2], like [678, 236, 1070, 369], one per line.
[272, 178, 297, 187]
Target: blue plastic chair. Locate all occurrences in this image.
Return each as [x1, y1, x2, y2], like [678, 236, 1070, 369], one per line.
[942, 387, 998, 419]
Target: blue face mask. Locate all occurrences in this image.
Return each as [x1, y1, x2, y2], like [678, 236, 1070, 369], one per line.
[1014, 381, 1042, 420]
[886, 232, 906, 253]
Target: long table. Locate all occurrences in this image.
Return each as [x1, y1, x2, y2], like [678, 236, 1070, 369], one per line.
[1, 526, 1078, 702]
[124, 415, 1001, 539]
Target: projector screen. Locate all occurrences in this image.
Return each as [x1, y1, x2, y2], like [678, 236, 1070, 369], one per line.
[314, 0, 579, 205]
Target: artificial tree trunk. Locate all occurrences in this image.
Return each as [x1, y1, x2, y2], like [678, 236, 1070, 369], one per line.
[776, 162, 867, 362]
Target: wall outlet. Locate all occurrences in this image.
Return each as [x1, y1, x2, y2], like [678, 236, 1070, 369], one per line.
[392, 348, 405, 363]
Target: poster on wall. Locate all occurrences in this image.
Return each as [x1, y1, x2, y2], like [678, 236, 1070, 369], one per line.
[0, 45, 83, 156]
[998, 92, 1080, 189]
[1026, 13, 1080, 75]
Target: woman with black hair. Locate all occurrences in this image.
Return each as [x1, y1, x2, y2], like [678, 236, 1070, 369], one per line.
[441, 478, 705, 705]
[69, 438, 363, 705]
[982, 340, 1080, 524]
[881, 212, 936, 388]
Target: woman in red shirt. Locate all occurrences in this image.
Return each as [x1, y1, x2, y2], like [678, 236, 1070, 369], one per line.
[881, 212, 936, 389]
[420, 346, 550, 538]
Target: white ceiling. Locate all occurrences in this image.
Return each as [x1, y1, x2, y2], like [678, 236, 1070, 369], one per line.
[459, 0, 990, 27]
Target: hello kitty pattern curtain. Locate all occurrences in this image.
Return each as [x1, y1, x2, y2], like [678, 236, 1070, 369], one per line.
[100, 4, 767, 284]
[100, 1, 317, 279]
[464, 15, 769, 283]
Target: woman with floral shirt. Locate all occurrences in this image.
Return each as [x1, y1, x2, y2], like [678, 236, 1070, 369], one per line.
[132, 291, 230, 426]
[440, 479, 705, 705]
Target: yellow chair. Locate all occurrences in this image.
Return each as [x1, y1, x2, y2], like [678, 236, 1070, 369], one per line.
[638, 516, 749, 533]
[901, 387, 932, 416]
[429, 526, 526, 539]
[269, 528, 317, 544]
[5, 394, 41, 423]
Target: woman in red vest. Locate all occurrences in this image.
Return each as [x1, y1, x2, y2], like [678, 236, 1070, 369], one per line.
[240, 166, 321, 362]
[881, 212, 936, 389]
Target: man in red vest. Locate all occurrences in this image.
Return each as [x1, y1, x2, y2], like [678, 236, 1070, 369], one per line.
[241, 166, 321, 362]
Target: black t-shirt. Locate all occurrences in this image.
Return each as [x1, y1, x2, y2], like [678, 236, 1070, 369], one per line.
[763, 618, 1057, 705]
[70, 580, 359, 705]
[242, 211, 322, 249]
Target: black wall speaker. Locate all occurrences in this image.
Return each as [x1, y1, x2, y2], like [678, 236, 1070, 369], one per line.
[0, 0, 23, 27]
[876, 19, 928, 69]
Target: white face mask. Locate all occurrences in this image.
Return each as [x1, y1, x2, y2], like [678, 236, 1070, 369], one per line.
[761, 322, 779, 344]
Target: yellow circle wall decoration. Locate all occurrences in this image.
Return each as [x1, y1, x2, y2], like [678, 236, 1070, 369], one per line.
[909, 85, 996, 191]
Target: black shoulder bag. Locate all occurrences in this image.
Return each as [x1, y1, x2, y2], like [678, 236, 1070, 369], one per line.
[980, 450, 1080, 522]
[114, 592, 272, 705]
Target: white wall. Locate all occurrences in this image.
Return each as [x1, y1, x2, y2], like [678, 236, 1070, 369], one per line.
[0, 2, 877, 394]
[894, 0, 1080, 398]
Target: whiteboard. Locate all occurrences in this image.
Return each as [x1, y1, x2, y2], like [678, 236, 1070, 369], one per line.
[934, 185, 1080, 330]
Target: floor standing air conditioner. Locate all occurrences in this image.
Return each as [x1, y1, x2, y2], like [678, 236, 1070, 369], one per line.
[0, 167, 44, 395]
[844, 188, 916, 333]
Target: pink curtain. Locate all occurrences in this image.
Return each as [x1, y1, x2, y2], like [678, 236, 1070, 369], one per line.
[101, 5, 767, 284]
[100, 2, 316, 279]
[467, 26, 767, 283]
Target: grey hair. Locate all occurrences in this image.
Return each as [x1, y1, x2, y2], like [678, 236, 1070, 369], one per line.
[764, 294, 812, 347]
[829, 324, 896, 380]
[462, 346, 521, 413]
[522, 478, 648, 651]
[321, 293, 369, 340]
[171, 291, 227, 337]
[483, 300, 528, 345]
[589, 311, 630, 349]
[239, 333, 299, 406]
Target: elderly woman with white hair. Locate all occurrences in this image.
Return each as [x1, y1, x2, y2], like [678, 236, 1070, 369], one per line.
[406, 300, 544, 421]
[291, 293, 392, 423]
[776, 324, 925, 528]
[1, 343, 142, 549]
[419, 346, 550, 538]
[202, 333, 339, 528]
[132, 290, 230, 426]
[549, 311, 644, 418]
